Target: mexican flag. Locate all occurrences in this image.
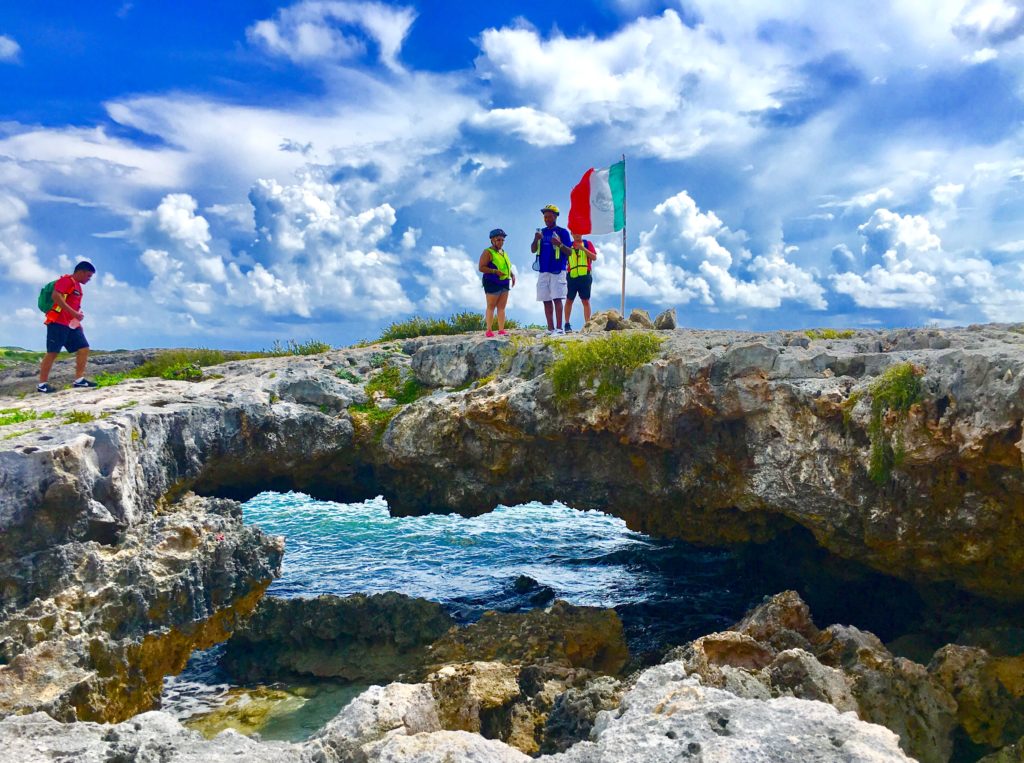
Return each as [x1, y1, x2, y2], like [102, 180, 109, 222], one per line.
[568, 160, 626, 235]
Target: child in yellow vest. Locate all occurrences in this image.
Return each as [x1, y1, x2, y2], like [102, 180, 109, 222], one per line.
[565, 234, 596, 333]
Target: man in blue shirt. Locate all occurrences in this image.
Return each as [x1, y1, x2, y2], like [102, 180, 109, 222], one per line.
[531, 204, 572, 335]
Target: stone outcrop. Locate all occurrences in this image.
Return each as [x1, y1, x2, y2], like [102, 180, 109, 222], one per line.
[425, 600, 629, 675]
[551, 667, 913, 762]
[0, 493, 282, 722]
[222, 593, 454, 683]
[3, 327, 1024, 600]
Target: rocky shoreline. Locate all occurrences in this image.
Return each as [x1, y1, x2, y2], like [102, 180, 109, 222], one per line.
[1, 321, 1023, 760]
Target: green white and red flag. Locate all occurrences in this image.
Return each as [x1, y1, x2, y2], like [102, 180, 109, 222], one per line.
[568, 160, 626, 235]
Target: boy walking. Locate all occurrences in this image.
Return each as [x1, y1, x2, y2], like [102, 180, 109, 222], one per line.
[38, 261, 97, 393]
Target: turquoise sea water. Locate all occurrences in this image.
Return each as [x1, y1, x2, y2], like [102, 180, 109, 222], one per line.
[164, 491, 930, 741]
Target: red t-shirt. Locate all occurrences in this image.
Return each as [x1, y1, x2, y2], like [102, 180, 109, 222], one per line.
[44, 275, 83, 326]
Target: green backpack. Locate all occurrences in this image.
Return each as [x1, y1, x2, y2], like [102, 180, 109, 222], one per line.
[37, 280, 57, 312]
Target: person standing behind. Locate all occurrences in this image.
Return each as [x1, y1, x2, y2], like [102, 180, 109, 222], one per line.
[531, 204, 572, 335]
[564, 234, 597, 333]
[38, 261, 97, 393]
[479, 228, 515, 337]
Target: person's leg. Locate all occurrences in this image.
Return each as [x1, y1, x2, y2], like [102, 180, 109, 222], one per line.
[553, 299, 564, 330]
[75, 347, 90, 379]
[565, 297, 574, 325]
[496, 291, 509, 331]
[543, 300, 554, 330]
[582, 299, 592, 322]
[39, 352, 59, 383]
[485, 293, 499, 332]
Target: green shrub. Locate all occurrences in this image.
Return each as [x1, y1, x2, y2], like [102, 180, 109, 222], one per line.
[805, 328, 855, 340]
[262, 339, 333, 356]
[547, 333, 665, 402]
[63, 410, 96, 424]
[336, 369, 361, 384]
[863, 362, 923, 484]
[377, 311, 520, 342]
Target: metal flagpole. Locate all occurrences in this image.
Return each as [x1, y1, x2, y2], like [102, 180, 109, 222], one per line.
[620, 154, 627, 318]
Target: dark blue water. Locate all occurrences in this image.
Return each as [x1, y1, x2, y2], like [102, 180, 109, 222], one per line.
[241, 492, 765, 654]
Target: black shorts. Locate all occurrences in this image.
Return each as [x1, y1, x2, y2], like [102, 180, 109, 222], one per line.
[46, 323, 89, 353]
[567, 274, 593, 301]
[483, 278, 510, 295]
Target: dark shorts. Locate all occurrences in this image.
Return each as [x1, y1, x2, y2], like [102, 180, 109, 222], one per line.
[567, 274, 593, 301]
[46, 323, 89, 354]
[483, 278, 511, 295]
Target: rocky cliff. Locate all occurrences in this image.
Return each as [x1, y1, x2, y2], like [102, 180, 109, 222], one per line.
[1, 323, 1023, 736]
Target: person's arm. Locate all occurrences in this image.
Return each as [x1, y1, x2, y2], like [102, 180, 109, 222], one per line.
[53, 287, 82, 320]
[479, 250, 496, 275]
[531, 230, 542, 254]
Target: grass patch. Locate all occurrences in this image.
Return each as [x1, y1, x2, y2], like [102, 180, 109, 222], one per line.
[2, 428, 38, 440]
[847, 362, 924, 484]
[63, 410, 97, 424]
[0, 347, 45, 364]
[261, 339, 333, 356]
[365, 364, 426, 404]
[377, 311, 521, 342]
[0, 408, 56, 427]
[336, 369, 361, 384]
[805, 328, 855, 340]
[546, 333, 665, 402]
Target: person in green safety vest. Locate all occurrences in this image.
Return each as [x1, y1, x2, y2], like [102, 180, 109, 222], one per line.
[564, 233, 596, 333]
[479, 228, 515, 337]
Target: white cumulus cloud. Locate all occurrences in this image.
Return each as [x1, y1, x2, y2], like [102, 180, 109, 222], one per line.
[468, 107, 574, 147]
[0, 34, 20, 63]
[0, 194, 51, 284]
[248, 0, 417, 71]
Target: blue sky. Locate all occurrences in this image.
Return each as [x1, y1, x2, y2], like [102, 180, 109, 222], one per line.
[2, 0, 1024, 349]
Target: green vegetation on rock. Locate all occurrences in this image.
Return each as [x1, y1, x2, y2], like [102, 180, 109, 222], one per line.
[63, 410, 97, 424]
[376, 311, 520, 342]
[0, 408, 56, 427]
[547, 333, 665, 402]
[349, 363, 428, 439]
[805, 328, 855, 340]
[846, 362, 924, 484]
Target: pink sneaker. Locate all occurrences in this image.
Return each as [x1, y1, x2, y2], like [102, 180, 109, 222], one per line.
[485, 330, 495, 337]
[498, 329, 508, 335]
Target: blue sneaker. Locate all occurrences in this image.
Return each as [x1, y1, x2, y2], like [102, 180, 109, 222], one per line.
[37, 382, 56, 394]
[72, 378, 98, 388]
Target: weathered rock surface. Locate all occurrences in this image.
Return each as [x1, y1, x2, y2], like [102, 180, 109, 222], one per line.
[980, 736, 1024, 762]
[222, 593, 454, 683]
[0, 493, 282, 722]
[426, 600, 629, 675]
[0, 710, 303, 762]
[653, 308, 677, 330]
[666, 591, 963, 763]
[3, 328, 1024, 601]
[549, 667, 913, 762]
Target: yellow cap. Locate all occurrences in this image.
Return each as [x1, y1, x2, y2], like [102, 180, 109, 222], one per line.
[540, 204, 560, 215]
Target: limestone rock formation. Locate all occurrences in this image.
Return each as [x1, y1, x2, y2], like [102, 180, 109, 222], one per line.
[979, 736, 1024, 762]
[930, 644, 1024, 749]
[0, 710, 303, 762]
[0, 494, 282, 722]
[222, 593, 454, 683]
[653, 308, 676, 330]
[627, 308, 655, 329]
[549, 668, 913, 762]
[425, 600, 629, 675]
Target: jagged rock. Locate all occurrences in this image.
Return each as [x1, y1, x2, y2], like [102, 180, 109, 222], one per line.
[410, 338, 505, 388]
[666, 631, 774, 699]
[541, 676, 623, 754]
[816, 624, 957, 763]
[426, 601, 629, 675]
[581, 310, 626, 332]
[550, 666, 913, 762]
[0, 494, 282, 722]
[367, 729, 531, 762]
[732, 590, 819, 653]
[426, 661, 520, 734]
[653, 308, 676, 330]
[304, 682, 441, 763]
[979, 736, 1024, 762]
[765, 648, 857, 712]
[446, 575, 556, 621]
[627, 309, 655, 329]
[0, 710, 303, 762]
[222, 593, 454, 683]
[929, 644, 1024, 748]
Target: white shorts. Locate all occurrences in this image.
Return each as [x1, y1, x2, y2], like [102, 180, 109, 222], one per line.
[536, 271, 567, 301]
